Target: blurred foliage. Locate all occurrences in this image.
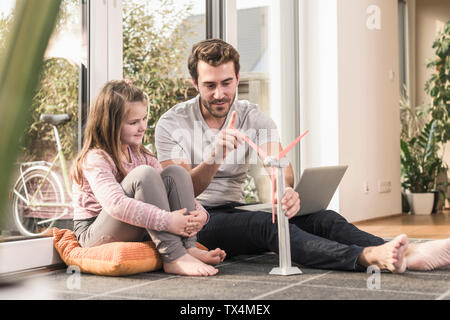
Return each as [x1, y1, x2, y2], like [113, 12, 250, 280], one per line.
[1, 0, 258, 204]
[54, 0, 79, 32]
[1, 0, 79, 163]
[243, 174, 260, 204]
[0, 0, 198, 162]
[424, 20, 450, 147]
[0, 11, 13, 55]
[123, 0, 197, 152]
[0, 0, 62, 230]
[22, 57, 79, 162]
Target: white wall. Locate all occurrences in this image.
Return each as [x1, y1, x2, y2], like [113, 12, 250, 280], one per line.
[300, 0, 402, 222]
[338, 0, 402, 222]
[299, 0, 340, 210]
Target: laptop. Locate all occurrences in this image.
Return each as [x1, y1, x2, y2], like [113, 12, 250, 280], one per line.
[236, 165, 348, 216]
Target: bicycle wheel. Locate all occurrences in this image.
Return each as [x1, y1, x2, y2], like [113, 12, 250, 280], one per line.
[11, 165, 65, 236]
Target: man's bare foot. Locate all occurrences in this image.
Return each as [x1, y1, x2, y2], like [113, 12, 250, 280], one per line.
[188, 247, 226, 265]
[358, 234, 408, 273]
[406, 238, 450, 271]
[163, 253, 219, 276]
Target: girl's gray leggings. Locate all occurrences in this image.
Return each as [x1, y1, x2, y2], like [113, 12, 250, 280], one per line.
[73, 165, 198, 263]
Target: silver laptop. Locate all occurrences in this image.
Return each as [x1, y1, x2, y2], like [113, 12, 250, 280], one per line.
[236, 165, 348, 216]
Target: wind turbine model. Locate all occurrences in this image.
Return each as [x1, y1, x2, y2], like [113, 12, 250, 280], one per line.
[229, 112, 309, 275]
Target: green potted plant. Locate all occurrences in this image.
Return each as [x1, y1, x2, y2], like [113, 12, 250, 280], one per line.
[424, 20, 450, 211]
[400, 100, 442, 214]
[400, 20, 450, 214]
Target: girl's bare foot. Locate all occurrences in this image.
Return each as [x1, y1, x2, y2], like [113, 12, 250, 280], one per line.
[163, 253, 219, 276]
[358, 234, 408, 273]
[188, 247, 226, 265]
[406, 238, 450, 271]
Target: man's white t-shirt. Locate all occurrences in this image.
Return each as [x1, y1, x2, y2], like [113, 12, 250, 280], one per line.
[155, 95, 280, 207]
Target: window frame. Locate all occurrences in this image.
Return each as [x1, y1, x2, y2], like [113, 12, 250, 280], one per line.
[206, 0, 225, 39]
[1, 0, 303, 275]
[0, 0, 121, 275]
[0, 0, 209, 275]
[226, 0, 302, 182]
[78, 0, 89, 151]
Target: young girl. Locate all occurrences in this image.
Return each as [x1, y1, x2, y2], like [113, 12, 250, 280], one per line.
[71, 80, 226, 276]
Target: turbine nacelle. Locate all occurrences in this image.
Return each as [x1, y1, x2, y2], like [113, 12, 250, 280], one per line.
[263, 156, 289, 168]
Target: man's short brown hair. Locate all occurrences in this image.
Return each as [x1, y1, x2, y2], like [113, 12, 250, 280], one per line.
[188, 38, 240, 84]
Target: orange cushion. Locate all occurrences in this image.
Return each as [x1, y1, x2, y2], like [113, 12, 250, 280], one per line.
[51, 228, 207, 276]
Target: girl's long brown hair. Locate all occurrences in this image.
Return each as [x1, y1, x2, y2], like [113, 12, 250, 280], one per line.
[71, 80, 152, 186]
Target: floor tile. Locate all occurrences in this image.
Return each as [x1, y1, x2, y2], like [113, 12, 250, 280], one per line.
[306, 270, 450, 296]
[40, 269, 172, 297]
[265, 284, 436, 300]
[110, 276, 288, 300]
[4, 252, 449, 300]
[215, 254, 325, 284]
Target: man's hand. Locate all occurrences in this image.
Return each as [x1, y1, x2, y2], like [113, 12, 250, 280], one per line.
[209, 111, 244, 164]
[275, 187, 301, 219]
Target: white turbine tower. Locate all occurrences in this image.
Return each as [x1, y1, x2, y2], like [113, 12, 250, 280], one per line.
[235, 117, 309, 275]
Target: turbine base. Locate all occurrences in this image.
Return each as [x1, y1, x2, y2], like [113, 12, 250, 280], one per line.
[269, 266, 303, 276]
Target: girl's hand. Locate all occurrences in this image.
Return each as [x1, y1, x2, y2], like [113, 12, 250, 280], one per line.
[166, 208, 193, 237]
[186, 210, 208, 234]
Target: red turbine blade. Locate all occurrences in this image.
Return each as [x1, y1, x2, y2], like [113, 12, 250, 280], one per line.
[238, 129, 309, 225]
[271, 168, 276, 224]
[240, 133, 268, 159]
[276, 129, 309, 160]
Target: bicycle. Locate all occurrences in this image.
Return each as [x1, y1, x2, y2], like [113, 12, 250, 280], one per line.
[10, 113, 74, 236]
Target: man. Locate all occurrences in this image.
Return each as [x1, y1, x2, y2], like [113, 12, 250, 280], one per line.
[155, 38, 449, 273]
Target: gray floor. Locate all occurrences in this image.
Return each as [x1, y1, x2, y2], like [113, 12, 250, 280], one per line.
[3, 249, 450, 301]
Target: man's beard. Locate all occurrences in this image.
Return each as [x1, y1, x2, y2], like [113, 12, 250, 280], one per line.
[200, 94, 236, 119]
